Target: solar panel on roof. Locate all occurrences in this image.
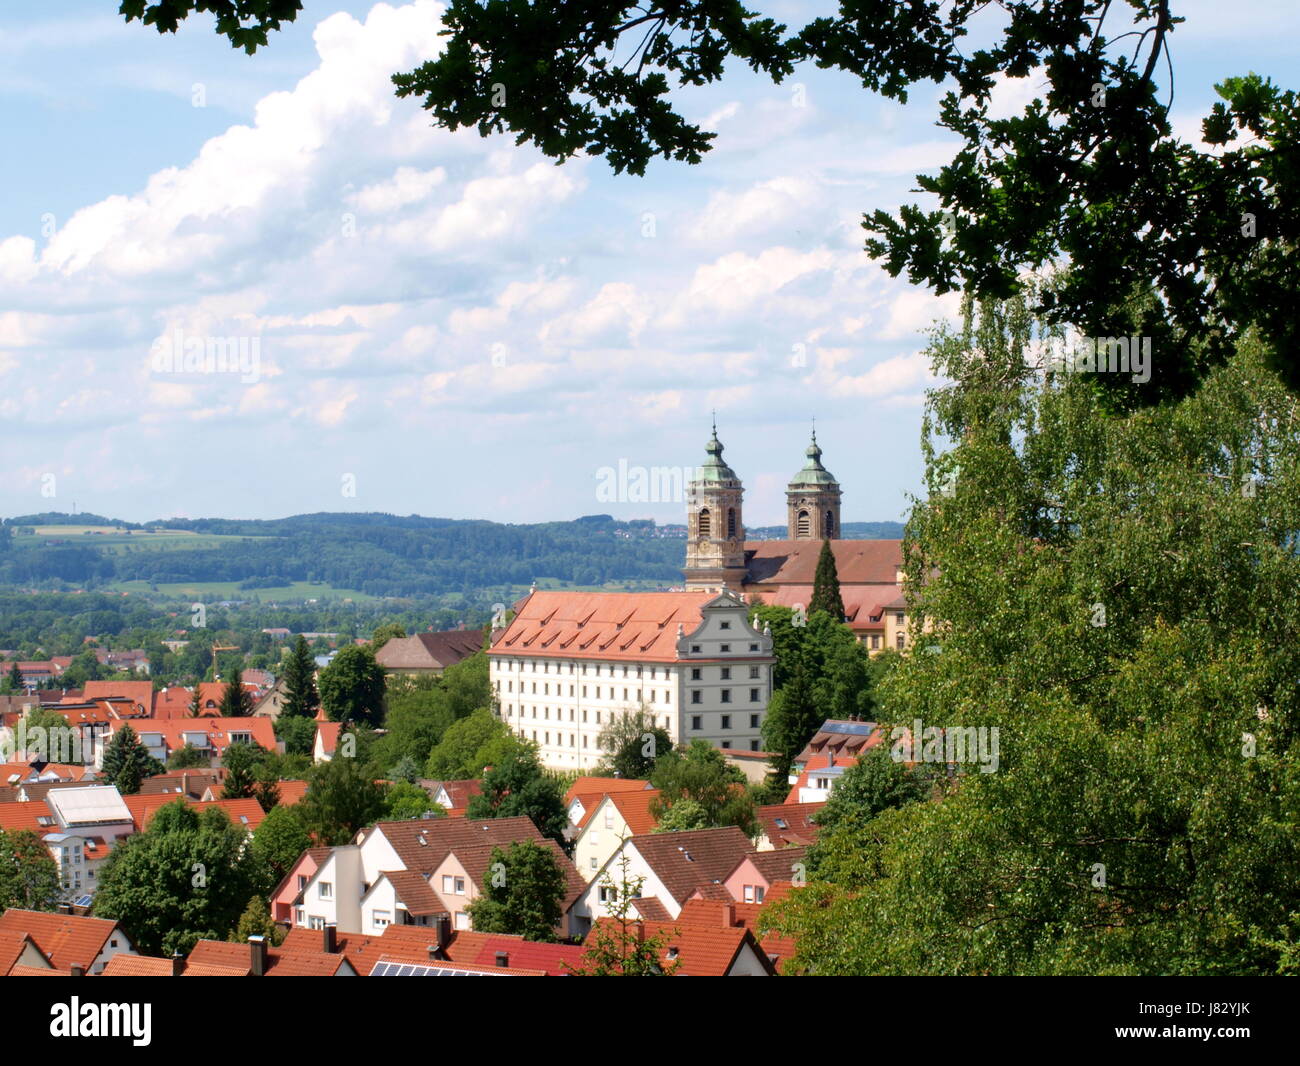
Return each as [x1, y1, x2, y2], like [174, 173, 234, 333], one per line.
[73, 894, 93, 907]
[826, 721, 873, 736]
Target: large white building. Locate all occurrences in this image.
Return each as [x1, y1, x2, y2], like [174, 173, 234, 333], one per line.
[488, 589, 775, 770]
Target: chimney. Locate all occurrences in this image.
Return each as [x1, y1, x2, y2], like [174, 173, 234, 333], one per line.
[57, 902, 73, 915]
[494, 950, 510, 968]
[70, 964, 85, 977]
[323, 923, 337, 954]
[723, 902, 735, 927]
[171, 951, 185, 977]
[249, 935, 268, 977]
[434, 913, 451, 956]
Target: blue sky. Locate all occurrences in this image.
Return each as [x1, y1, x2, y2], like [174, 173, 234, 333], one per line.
[1, 1, 1296, 527]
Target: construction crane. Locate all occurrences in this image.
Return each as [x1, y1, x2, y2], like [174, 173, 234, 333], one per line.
[211, 643, 239, 681]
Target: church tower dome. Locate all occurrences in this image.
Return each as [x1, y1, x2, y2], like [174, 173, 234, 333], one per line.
[683, 420, 748, 591]
[786, 427, 842, 540]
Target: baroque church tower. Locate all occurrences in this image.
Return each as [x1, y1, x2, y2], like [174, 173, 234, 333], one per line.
[683, 422, 748, 592]
[786, 428, 842, 540]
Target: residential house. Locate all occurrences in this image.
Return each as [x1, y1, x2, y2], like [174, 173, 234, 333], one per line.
[186, 936, 356, 976]
[575, 826, 756, 930]
[588, 914, 776, 975]
[102, 717, 276, 770]
[376, 631, 483, 678]
[724, 847, 808, 904]
[571, 789, 661, 881]
[0, 908, 136, 975]
[755, 801, 824, 850]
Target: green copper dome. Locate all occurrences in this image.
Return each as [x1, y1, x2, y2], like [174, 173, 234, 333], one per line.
[695, 423, 740, 484]
[789, 430, 839, 487]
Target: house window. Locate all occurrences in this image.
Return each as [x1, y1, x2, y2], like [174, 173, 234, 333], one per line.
[871, 635, 880, 650]
[691, 691, 702, 705]
[796, 510, 810, 537]
[727, 508, 737, 538]
[590, 831, 599, 846]
[721, 715, 731, 729]
[690, 644, 701, 653]
[373, 910, 391, 929]
[720, 644, 730, 653]
[750, 714, 760, 728]
[308, 916, 325, 930]
[749, 666, 760, 679]
[691, 715, 702, 731]
[721, 741, 731, 749]
[750, 688, 760, 702]
[816, 777, 830, 789]
[896, 611, 905, 624]
[455, 878, 466, 895]
[720, 667, 731, 680]
[591, 857, 598, 870]
[442, 875, 454, 893]
[743, 884, 756, 903]
[319, 882, 333, 900]
[750, 740, 760, 751]
[896, 634, 905, 650]
[721, 690, 731, 703]
[690, 668, 701, 680]
[720, 621, 731, 630]
[698, 508, 711, 539]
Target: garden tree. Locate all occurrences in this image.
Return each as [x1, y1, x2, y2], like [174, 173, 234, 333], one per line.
[17, 705, 77, 761]
[759, 659, 819, 790]
[297, 751, 387, 846]
[187, 685, 202, 717]
[767, 298, 1300, 976]
[387, 755, 422, 783]
[0, 829, 60, 911]
[566, 850, 679, 976]
[467, 746, 570, 846]
[253, 766, 281, 813]
[94, 801, 264, 955]
[233, 896, 285, 946]
[273, 714, 316, 757]
[167, 743, 208, 770]
[6, 661, 21, 691]
[100, 725, 165, 795]
[124, 2, 1300, 405]
[370, 622, 406, 650]
[58, 647, 104, 688]
[249, 805, 312, 892]
[594, 707, 672, 780]
[280, 635, 319, 718]
[372, 675, 458, 772]
[220, 741, 267, 800]
[423, 707, 518, 780]
[465, 840, 567, 942]
[809, 539, 845, 621]
[318, 644, 386, 727]
[804, 746, 933, 882]
[652, 797, 709, 834]
[649, 740, 757, 837]
[219, 668, 254, 717]
[384, 781, 444, 821]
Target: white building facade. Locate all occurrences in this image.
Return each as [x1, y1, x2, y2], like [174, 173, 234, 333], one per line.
[488, 590, 775, 771]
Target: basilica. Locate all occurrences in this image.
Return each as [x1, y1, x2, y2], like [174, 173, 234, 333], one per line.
[682, 424, 909, 653]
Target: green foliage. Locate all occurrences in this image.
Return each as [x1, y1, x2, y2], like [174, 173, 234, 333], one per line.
[387, 755, 421, 783]
[371, 622, 406, 650]
[809, 539, 845, 620]
[652, 797, 708, 834]
[219, 668, 254, 717]
[280, 635, 319, 718]
[250, 805, 312, 892]
[94, 801, 265, 956]
[101, 725, 165, 795]
[166, 743, 209, 770]
[650, 740, 757, 837]
[0, 829, 60, 911]
[221, 741, 268, 800]
[465, 840, 567, 942]
[274, 714, 317, 757]
[769, 303, 1300, 975]
[318, 644, 386, 726]
[233, 895, 285, 946]
[384, 781, 444, 821]
[424, 707, 516, 780]
[297, 753, 387, 846]
[467, 745, 569, 845]
[594, 708, 672, 780]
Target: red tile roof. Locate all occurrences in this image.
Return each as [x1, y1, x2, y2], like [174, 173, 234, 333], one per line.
[490, 590, 719, 664]
[81, 681, 154, 715]
[743, 539, 902, 586]
[187, 939, 353, 976]
[756, 802, 825, 847]
[0, 909, 123, 971]
[0, 930, 51, 975]
[588, 917, 774, 976]
[101, 954, 174, 976]
[626, 826, 755, 905]
[376, 631, 483, 671]
[564, 777, 650, 805]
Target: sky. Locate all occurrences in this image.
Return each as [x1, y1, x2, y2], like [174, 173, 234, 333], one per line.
[1, 1, 1296, 528]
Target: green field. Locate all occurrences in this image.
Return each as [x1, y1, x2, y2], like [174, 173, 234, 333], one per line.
[13, 526, 263, 553]
[105, 579, 383, 604]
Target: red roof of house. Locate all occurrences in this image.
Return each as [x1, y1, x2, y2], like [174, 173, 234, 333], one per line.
[578, 789, 662, 835]
[0, 909, 123, 971]
[101, 954, 174, 976]
[111, 717, 276, 755]
[0, 930, 51, 975]
[490, 591, 720, 664]
[743, 539, 902, 586]
[187, 939, 353, 976]
[564, 777, 650, 805]
[122, 795, 266, 832]
[756, 802, 825, 847]
[588, 917, 774, 976]
[81, 681, 154, 715]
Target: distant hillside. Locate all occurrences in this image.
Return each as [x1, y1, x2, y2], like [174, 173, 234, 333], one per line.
[0, 512, 904, 600]
[747, 521, 905, 540]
